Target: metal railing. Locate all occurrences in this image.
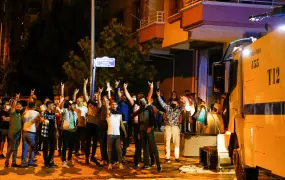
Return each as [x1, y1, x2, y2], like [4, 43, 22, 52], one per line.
[140, 11, 164, 29]
[184, 0, 285, 7]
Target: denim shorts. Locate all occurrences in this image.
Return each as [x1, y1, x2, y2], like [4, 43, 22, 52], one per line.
[0, 129, 8, 142]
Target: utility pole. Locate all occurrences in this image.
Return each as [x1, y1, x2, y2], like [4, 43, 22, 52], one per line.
[90, 0, 96, 100]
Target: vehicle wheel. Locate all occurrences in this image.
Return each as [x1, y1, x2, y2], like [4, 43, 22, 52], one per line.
[233, 149, 243, 180]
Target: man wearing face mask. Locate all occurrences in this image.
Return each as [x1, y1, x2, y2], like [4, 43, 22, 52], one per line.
[0, 101, 11, 159]
[124, 82, 162, 172]
[4, 94, 23, 167]
[157, 91, 186, 163]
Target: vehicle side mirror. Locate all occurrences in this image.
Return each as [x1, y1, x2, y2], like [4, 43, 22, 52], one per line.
[213, 63, 225, 94]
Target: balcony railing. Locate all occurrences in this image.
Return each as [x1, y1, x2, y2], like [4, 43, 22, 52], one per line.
[140, 11, 164, 29]
[184, 0, 285, 7]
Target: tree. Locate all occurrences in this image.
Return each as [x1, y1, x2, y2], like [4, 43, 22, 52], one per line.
[63, 18, 157, 88]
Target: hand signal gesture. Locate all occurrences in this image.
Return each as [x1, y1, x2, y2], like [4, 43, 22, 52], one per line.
[30, 89, 35, 96]
[115, 80, 120, 88]
[106, 81, 112, 91]
[84, 78, 88, 85]
[148, 81, 153, 88]
[123, 83, 128, 89]
[98, 87, 104, 94]
[156, 81, 160, 87]
[74, 89, 79, 94]
[61, 82, 64, 89]
[156, 90, 160, 97]
[16, 93, 20, 100]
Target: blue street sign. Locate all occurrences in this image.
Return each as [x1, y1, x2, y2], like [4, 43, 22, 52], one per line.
[95, 56, 115, 67]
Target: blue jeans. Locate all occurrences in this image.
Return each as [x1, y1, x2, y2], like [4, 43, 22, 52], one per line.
[21, 132, 37, 165]
[5, 132, 21, 164]
[107, 135, 122, 163]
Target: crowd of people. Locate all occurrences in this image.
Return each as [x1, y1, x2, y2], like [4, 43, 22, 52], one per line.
[0, 80, 209, 171]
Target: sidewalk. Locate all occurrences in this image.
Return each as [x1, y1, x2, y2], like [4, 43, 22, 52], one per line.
[0, 143, 236, 180]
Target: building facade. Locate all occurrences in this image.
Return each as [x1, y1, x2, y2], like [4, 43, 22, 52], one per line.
[137, 0, 285, 104]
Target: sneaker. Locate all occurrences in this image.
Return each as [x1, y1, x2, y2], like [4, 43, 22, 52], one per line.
[11, 164, 21, 168]
[62, 161, 67, 168]
[142, 166, 151, 170]
[0, 154, 6, 159]
[85, 159, 89, 165]
[90, 157, 102, 167]
[175, 159, 180, 162]
[108, 164, 112, 170]
[28, 163, 38, 167]
[21, 164, 28, 168]
[50, 162, 58, 168]
[150, 159, 155, 166]
[4, 162, 9, 168]
[100, 160, 108, 166]
[67, 160, 74, 167]
[165, 159, 171, 163]
[44, 165, 50, 169]
[157, 165, 162, 172]
[119, 163, 124, 169]
[134, 164, 140, 168]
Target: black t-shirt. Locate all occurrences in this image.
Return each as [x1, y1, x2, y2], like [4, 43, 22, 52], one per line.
[0, 111, 10, 130]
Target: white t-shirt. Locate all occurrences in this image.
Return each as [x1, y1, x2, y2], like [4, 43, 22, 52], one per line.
[76, 105, 88, 117]
[75, 105, 88, 127]
[107, 113, 122, 135]
[23, 110, 40, 133]
[184, 97, 195, 116]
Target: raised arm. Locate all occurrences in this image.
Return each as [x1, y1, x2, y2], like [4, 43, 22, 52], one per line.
[146, 81, 153, 103]
[11, 93, 20, 113]
[106, 81, 112, 99]
[157, 90, 170, 112]
[58, 83, 65, 109]
[60, 82, 64, 100]
[83, 78, 90, 102]
[73, 89, 79, 102]
[123, 83, 134, 106]
[114, 80, 121, 102]
[98, 87, 103, 108]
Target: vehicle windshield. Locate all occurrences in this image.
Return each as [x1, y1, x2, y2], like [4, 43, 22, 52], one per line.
[223, 38, 254, 60]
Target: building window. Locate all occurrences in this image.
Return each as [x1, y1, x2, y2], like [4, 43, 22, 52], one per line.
[169, 0, 183, 16]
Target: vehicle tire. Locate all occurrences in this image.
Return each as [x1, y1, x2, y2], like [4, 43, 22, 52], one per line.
[233, 149, 243, 180]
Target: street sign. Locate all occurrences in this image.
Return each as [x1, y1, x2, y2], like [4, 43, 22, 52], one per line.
[95, 56, 115, 67]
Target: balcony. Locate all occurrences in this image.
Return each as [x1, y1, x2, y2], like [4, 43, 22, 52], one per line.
[183, 0, 285, 7]
[180, 0, 285, 42]
[137, 11, 165, 43]
[140, 11, 164, 29]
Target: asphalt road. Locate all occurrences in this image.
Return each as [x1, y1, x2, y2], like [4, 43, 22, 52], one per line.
[0, 140, 238, 180]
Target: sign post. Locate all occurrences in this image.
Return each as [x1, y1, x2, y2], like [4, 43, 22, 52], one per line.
[91, 56, 116, 98]
[95, 56, 115, 67]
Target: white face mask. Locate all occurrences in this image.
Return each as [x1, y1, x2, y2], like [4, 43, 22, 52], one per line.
[5, 105, 10, 110]
[132, 96, 136, 101]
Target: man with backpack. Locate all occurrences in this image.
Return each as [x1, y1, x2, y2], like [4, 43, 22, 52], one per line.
[124, 82, 162, 172]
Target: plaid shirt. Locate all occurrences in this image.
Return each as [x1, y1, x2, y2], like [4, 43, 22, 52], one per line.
[41, 111, 56, 138]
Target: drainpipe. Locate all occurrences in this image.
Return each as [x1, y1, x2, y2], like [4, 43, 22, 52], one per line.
[0, 23, 2, 61]
[172, 55, 175, 91]
[195, 50, 199, 95]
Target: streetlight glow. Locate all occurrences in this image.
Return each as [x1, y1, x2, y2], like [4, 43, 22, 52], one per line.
[278, 24, 285, 31]
[242, 48, 251, 57]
